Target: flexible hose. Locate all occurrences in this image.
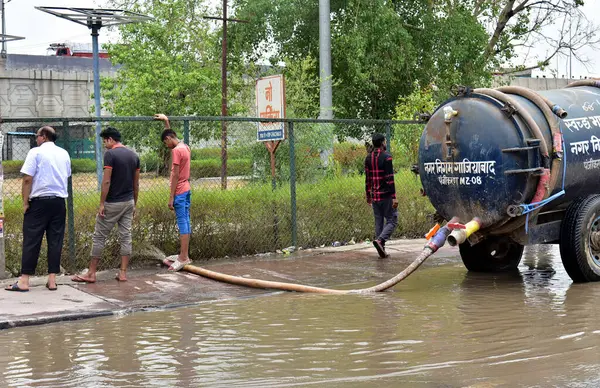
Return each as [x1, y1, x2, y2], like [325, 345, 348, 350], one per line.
[565, 80, 600, 88]
[491, 86, 564, 233]
[160, 247, 435, 294]
[497, 85, 567, 120]
[474, 88, 549, 157]
[158, 219, 466, 296]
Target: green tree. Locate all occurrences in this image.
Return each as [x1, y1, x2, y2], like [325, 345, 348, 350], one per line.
[230, 0, 491, 127]
[101, 0, 253, 153]
[393, 84, 437, 166]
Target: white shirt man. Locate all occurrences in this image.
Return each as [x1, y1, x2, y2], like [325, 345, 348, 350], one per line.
[5, 126, 71, 292]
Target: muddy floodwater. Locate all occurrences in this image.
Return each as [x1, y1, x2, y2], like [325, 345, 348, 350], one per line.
[2, 244, 600, 387]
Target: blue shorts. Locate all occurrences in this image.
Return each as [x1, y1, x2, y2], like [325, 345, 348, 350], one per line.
[173, 191, 191, 235]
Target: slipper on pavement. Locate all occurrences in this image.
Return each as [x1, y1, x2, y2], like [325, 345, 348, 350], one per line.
[71, 275, 96, 283]
[168, 258, 192, 272]
[5, 282, 29, 292]
[45, 282, 58, 291]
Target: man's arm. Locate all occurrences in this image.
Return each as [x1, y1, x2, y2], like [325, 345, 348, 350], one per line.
[364, 155, 372, 204]
[384, 154, 398, 207]
[98, 168, 112, 217]
[133, 169, 140, 206]
[22, 175, 33, 213]
[169, 164, 179, 210]
[154, 113, 170, 129]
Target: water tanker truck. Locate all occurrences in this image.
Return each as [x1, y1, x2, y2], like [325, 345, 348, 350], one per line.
[418, 80, 600, 282]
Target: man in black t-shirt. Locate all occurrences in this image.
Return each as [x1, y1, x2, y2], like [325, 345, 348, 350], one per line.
[72, 127, 140, 283]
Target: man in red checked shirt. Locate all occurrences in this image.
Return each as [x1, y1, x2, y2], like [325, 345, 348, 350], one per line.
[365, 133, 398, 258]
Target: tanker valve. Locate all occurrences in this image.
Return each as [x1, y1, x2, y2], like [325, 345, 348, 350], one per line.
[443, 106, 458, 122]
[447, 218, 482, 247]
[426, 217, 459, 253]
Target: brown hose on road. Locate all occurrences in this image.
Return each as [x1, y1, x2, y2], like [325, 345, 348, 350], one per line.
[160, 247, 436, 295]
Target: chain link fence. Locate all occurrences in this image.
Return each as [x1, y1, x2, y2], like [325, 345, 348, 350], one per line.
[0, 117, 433, 276]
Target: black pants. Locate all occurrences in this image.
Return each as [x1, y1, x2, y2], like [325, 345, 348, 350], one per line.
[372, 197, 398, 244]
[21, 197, 66, 275]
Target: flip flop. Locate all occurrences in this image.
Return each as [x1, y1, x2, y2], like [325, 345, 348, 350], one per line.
[5, 282, 29, 292]
[45, 282, 57, 291]
[71, 275, 96, 283]
[168, 258, 192, 272]
[114, 273, 127, 282]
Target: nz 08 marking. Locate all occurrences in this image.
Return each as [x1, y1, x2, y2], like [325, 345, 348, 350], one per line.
[438, 175, 483, 185]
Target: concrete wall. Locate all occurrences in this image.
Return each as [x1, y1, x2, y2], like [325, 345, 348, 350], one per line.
[0, 54, 118, 118]
[493, 76, 571, 91]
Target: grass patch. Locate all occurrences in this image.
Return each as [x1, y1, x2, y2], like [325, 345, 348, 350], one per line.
[2, 170, 433, 276]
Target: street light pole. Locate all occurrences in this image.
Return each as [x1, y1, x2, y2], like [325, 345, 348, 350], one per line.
[91, 25, 103, 190]
[35, 7, 152, 190]
[1, 0, 7, 58]
[318, 0, 333, 167]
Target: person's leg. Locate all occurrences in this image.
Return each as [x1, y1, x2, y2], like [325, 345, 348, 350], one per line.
[171, 191, 191, 270]
[72, 203, 117, 283]
[116, 201, 135, 281]
[373, 201, 384, 240]
[179, 191, 191, 261]
[45, 198, 66, 288]
[379, 198, 399, 244]
[372, 201, 387, 258]
[17, 201, 49, 289]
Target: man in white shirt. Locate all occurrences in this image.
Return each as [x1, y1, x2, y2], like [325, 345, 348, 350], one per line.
[5, 126, 71, 292]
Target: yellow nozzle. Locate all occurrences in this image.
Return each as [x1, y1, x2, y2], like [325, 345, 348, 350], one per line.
[464, 218, 481, 238]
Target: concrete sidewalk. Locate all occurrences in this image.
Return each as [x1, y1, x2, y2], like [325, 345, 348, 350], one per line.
[0, 239, 459, 330]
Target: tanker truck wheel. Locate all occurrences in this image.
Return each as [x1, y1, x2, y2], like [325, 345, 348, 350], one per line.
[459, 236, 524, 272]
[559, 195, 600, 282]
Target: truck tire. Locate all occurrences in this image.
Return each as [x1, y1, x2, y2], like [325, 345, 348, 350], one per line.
[459, 235, 524, 272]
[559, 195, 600, 282]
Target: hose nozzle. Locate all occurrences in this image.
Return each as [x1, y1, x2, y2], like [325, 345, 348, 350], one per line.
[426, 217, 459, 253]
[447, 218, 481, 247]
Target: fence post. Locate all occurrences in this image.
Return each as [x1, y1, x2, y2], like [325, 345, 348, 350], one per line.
[386, 121, 392, 154]
[183, 120, 190, 145]
[64, 121, 76, 273]
[288, 122, 297, 248]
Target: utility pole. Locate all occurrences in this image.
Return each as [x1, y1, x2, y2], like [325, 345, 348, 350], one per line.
[319, 0, 333, 166]
[1, 0, 10, 58]
[204, 1, 247, 190]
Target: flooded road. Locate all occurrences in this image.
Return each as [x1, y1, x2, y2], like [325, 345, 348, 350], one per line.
[2, 244, 600, 387]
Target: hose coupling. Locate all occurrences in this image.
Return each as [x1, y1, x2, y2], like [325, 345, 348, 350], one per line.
[447, 218, 481, 247]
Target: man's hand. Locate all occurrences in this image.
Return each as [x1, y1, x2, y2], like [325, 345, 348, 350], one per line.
[392, 198, 398, 209]
[168, 198, 174, 211]
[153, 114, 170, 128]
[366, 197, 372, 205]
[23, 203, 29, 214]
[98, 203, 106, 218]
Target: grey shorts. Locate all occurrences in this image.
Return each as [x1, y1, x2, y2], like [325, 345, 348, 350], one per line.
[91, 200, 135, 257]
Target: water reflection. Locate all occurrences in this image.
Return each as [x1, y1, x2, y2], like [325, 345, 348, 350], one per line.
[2, 245, 600, 386]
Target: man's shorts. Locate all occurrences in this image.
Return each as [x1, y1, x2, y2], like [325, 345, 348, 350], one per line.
[173, 190, 191, 235]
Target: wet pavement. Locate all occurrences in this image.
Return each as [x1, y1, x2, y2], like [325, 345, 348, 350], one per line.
[2, 241, 600, 387]
[0, 239, 453, 329]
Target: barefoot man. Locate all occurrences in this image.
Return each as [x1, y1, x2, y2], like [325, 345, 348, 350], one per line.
[154, 114, 192, 271]
[72, 127, 140, 283]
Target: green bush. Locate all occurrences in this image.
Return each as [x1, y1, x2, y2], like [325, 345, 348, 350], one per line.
[140, 153, 160, 173]
[2, 172, 433, 276]
[2, 160, 23, 175]
[191, 147, 249, 160]
[3, 158, 97, 175]
[190, 159, 253, 178]
[71, 159, 97, 173]
[333, 142, 368, 175]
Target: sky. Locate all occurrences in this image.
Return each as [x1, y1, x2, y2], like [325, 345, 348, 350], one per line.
[3, 0, 599, 78]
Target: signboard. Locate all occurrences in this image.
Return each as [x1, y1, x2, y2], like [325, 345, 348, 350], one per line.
[256, 75, 286, 141]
